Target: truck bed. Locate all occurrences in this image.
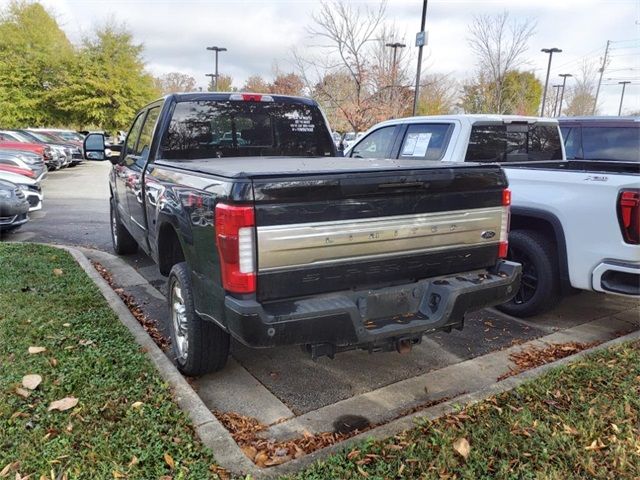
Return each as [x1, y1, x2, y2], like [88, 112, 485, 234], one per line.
[502, 160, 640, 176]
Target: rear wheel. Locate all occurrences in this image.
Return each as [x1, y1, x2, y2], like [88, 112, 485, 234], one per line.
[110, 197, 137, 255]
[497, 230, 561, 318]
[168, 262, 230, 375]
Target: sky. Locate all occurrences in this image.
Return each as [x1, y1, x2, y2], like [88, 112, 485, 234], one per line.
[8, 0, 640, 114]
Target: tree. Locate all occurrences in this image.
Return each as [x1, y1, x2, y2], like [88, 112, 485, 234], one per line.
[271, 73, 304, 96]
[467, 12, 536, 113]
[293, 0, 390, 132]
[154, 72, 196, 95]
[208, 74, 234, 92]
[563, 61, 598, 116]
[0, 1, 75, 126]
[57, 24, 158, 131]
[460, 70, 541, 115]
[502, 70, 542, 115]
[416, 73, 458, 115]
[243, 75, 269, 92]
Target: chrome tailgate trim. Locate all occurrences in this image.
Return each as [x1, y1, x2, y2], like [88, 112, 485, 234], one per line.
[257, 207, 503, 271]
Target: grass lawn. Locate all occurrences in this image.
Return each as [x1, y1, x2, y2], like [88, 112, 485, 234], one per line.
[0, 243, 219, 479]
[289, 341, 640, 480]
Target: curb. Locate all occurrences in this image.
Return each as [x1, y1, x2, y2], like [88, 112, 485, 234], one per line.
[57, 245, 257, 475]
[57, 244, 640, 479]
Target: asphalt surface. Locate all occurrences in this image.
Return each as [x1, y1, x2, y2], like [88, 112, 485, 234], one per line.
[4, 161, 638, 415]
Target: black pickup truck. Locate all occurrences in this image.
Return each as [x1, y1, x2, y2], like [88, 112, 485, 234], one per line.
[84, 93, 521, 375]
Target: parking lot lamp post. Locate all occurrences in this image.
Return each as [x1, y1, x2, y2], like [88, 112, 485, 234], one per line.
[618, 81, 631, 115]
[557, 73, 572, 117]
[540, 47, 562, 116]
[206, 46, 227, 91]
[412, 0, 428, 116]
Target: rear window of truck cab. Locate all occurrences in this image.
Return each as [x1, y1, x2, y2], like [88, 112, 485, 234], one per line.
[159, 99, 335, 159]
[465, 123, 563, 162]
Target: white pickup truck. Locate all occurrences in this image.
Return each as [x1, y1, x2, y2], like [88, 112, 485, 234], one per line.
[344, 114, 640, 317]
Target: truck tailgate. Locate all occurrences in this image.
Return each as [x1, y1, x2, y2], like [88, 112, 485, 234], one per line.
[251, 165, 508, 301]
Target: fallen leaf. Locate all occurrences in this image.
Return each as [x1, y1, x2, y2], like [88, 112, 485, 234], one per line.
[53, 268, 63, 276]
[240, 446, 257, 461]
[131, 401, 144, 409]
[48, 397, 78, 412]
[48, 358, 58, 367]
[14, 388, 30, 399]
[22, 374, 42, 390]
[28, 347, 46, 355]
[127, 456, 139, 468]
[453, 437, 471, 459]
[357, 465, 369, 478]
[265, 455, 292, 466]
[164, 453, 175, 470]
[254, 451, 269, 468]
[112, 471, 125, 479]
[0, 462, 17, 477]
[62, 323, 71, 328]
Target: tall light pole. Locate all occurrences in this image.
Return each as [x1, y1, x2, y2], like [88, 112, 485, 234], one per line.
[552, 85, 562, 117]
[412, 0, 428, 116]
[618, 81, 631, 115]
[557, 73, 572, 117]
[386, 41, 406, 111]
[540, 47, 562, 116]
[206, 46, 227, 91]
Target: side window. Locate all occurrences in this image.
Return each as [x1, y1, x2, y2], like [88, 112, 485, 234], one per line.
[562, 127, 582, 160]
[350, 126, 396, 158]
[398, 124, 452, 160]
[124, 112, 146, 158]
[582, 127, 640, 162]
[135, 106, 161, 162]
[465, 125, 505, 162]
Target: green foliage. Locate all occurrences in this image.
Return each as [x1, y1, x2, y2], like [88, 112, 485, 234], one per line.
[57, 24, 159, 131]
[0, 2, 158, 131]
[460, 70, 542, 115]
[0, 1, 73, 127]
[502, 70, 542, 115]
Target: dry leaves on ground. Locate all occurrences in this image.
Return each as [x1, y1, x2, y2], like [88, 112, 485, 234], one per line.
[215, 411, 353, 468]
[48, 397, 79, 412]
[92, 261, 170, 350]
[22, 374, 42, 390]
[52, 268, 64, 276]
[498, 342, 598, 381]
[28, 346, 46, 355]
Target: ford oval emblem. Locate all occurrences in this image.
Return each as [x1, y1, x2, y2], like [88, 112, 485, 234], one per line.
[481, 230, 496, 240]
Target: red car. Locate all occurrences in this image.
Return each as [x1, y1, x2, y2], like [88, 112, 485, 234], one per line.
[0, 139, 54, 168]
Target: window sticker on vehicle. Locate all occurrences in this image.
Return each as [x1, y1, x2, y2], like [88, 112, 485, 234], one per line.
[402, 132, 432, 157]
[284, 111, 315, 133]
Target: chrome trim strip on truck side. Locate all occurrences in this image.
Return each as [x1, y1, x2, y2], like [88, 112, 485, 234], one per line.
[257, 207, 504, 271]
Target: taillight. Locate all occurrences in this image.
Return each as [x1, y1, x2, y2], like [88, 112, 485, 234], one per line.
[215, 203, 256, 293]
[618, 189, 640, 245]
[499, 188, 511, 258]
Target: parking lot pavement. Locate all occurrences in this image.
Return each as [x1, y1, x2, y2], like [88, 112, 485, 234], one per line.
[6, 161, 639, 420]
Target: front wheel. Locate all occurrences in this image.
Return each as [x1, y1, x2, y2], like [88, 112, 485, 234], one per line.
[496, 230, 562, 318]
[110, 197, 137, 255]
[168, 262, 230, 375]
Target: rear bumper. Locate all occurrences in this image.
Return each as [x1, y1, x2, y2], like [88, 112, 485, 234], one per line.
[592, 261, 640, 296]
[224, 260, 521, 349]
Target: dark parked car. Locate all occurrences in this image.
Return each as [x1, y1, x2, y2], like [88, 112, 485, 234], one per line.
[0, 179, 29, 232]
[83, 92, 521, 376]
[559, 116, 640, 163]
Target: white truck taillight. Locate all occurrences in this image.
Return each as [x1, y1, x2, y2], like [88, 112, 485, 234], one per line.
[499, 189, 511, 258]
[215, 203, 256, 293]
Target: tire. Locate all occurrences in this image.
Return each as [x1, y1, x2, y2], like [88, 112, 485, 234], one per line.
[496, 230, 562, 318]
[168, 262, 230, 375]
[110, 197, 138, 255]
